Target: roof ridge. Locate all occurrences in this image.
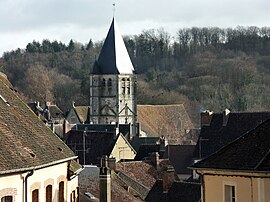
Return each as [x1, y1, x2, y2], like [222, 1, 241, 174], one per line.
[137, 104, 184, 107]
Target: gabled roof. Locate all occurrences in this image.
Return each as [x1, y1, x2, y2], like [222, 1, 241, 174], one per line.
[191, 118, 270, 172]
[92, 18, 134, 75]
[193, 111, 270, 159]
[73, 106, 90, 123]
[46, 103, 65, 119]
[137, 104, 195, 144]
[0, 75, 76, 174]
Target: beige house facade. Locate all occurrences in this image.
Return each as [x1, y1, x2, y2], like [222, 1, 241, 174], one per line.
[197, 169, 270, 202]
[110, 133, 137, 162]
[191, 118, 270, 202]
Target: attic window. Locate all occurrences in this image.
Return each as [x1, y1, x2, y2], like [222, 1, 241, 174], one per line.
[0, 95, 10, 106]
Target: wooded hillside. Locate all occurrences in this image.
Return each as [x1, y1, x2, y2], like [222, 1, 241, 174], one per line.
[1, 26, 270, 126]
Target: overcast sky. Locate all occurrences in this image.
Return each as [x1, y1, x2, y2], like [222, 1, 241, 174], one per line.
[0, 0, 270, 56]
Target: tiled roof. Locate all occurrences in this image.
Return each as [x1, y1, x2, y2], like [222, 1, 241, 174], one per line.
[47, 104, 65, 119]
[192, 118, 270, 171]
[163, 145, 195, 174]
[137, 104, 195, 144]
[0, 75, 76, 173]
[79, 166, 143, 202]
[194, 111, 270, 159]
[74, 106, 90, 123]
[117, 161, 158, 189]
[92, 18, 134, 75]
[117, 159, 177, 190]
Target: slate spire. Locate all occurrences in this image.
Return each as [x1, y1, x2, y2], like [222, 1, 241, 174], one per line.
[92, 18, 134, 74]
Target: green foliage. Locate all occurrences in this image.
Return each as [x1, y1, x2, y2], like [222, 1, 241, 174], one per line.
[2, 26, 270, 126]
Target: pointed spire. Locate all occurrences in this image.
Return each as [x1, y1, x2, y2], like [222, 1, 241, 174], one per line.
[92, 18, 134, 74]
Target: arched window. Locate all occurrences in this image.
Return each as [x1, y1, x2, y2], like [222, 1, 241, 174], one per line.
[1, 196, 13, 202]
[46, 185, 52, 202]
[102, 78, 106, 87]
[108, 78, 112, 87]
[122, 78, 126, 94]
[59, 181, 64, 202]
[127, 78, 131, 94]
[32, 189, 39, 202]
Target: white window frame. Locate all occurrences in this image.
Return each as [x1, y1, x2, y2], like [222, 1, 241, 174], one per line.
[223, 181, 237, 202]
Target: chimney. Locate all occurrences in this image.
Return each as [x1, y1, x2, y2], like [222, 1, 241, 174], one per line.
[150, 152, 160, 168]
[114, 123, 119, 139]
[99, 156, 111, 202]
[223, 109, 230, 126]
[201, 110, 213, 126]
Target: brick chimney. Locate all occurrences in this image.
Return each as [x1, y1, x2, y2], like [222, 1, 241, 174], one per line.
[99, 156, 111, 202]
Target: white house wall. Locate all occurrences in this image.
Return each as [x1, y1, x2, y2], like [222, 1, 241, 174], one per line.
[0, 162, 78, 202]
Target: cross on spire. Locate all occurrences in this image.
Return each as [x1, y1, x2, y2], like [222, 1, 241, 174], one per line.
[112, 2, 116, 17]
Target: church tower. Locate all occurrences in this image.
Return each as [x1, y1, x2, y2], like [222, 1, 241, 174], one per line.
[90, 18, 137, 137]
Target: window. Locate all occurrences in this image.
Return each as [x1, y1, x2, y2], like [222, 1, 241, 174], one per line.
[59, 181, 64, 202]
[1, 196, 13, 202]
[127, 78, 130, 94]
[69, 190, 76, 202]
[46, 185, 52, 202]
[225, 185, 236, 202]
[32, 189, 39, 202]
[76, 187, 79, 202]
[108, 78, 112, 87]
[122, 78, 126, 94]
[102, 78, 106, 87]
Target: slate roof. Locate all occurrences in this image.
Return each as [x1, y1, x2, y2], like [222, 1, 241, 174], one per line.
[0, 75, 76, 174]
[65, 130, 116, 165]
[191, 118, 270, 171]
[163, 145, 195, 174]
[194, 111, 270, 159]
[134, 144, 161, 161]
[131, 137, 161, 151]
[137, 104, 195, 144]
[167, 181, 201, 202]
[92, 18, 134, 75]
[74, 106, 90, 123]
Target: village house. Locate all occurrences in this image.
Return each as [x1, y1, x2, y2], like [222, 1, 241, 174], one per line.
[193, 109, 270, 160]
[191, 117, 270, 202]
[0, 73, 81, 202]
[65, 129, 136, 164]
